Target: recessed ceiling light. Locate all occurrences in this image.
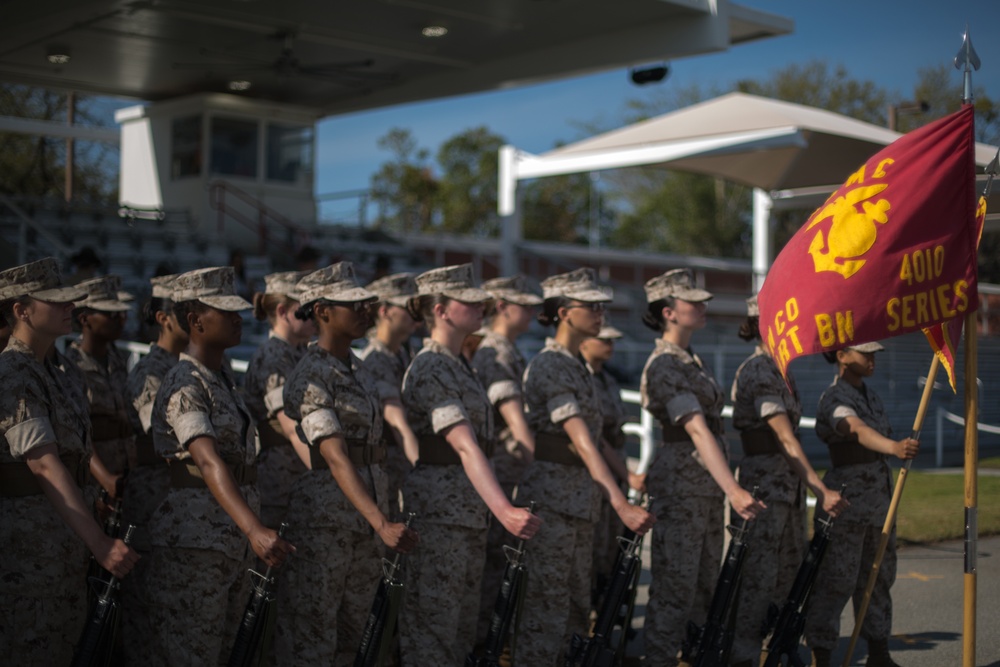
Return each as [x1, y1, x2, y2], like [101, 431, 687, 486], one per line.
[46, 52, 70, 65]
[421, 25, 448, 38]
[228, 80, 252, 91]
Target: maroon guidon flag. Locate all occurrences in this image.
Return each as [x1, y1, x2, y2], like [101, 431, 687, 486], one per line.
[758, 105, 980, 379]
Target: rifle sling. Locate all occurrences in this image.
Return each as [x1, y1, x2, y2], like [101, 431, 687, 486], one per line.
[0, 452, 88, 497]
[308, 438, 387, 470]
[168, 459, 258, 488]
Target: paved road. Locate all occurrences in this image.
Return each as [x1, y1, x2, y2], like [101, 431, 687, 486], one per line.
[624, 534, 1000, 666]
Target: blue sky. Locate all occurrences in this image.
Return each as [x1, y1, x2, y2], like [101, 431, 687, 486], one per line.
[315, 0, 1000, 221]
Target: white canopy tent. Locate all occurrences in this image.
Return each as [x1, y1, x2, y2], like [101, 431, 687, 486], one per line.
[497, 92, 999, 286]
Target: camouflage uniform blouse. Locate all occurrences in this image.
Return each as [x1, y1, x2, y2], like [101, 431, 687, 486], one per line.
[730, 346, 803, 506]
[640, 338, 726, 500]
[243, 334, 306, 423]
[472, 330, 529, 482]
[282, 345, 387, 532]
[815, 375, 893, 527]
[401, 338, 493, 529]
[359, 336, 410, 403]
[521, 338, 603, 523]
[150, 353, 260, 560]
[64, 341, 132, 430]
[590, 365, 626, 451]
[1, 337, 91, 464]
[0, 338, 91, 600]
[126, 343, 177, 436]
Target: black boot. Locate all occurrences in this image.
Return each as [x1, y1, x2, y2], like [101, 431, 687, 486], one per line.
[865, 638, 902, 667]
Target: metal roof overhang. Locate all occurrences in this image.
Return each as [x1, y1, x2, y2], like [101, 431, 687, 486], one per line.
[0, 0, 792, 117]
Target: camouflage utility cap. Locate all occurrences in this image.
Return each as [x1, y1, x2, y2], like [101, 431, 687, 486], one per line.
[846, 341, 885, 353]
[482, 274, 543, 306]
[414, 264, 491, 302]
[644, 268, 713, 303]
[596, 323, 624, 340]
[541, 267, 611, 303]
[297, 262, 375, 305]
[76, 275, 131, 312]
[367, 272, 417, 307]
[746, 294, 759, 317]
[150, 273, 182, 299]
[0, 257, 87, 302]
[172, 267, 252, 311]
[263, 270, 308, 301]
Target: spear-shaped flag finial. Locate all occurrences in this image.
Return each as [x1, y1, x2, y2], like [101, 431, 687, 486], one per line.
[954, 26, 981, 104]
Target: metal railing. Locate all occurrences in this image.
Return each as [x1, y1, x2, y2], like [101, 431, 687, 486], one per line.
[208, 180, 311, 254]
[0, 193, 74, 265]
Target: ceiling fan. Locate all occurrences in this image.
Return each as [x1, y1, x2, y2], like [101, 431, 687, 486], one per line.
[173, 30, 396, 88]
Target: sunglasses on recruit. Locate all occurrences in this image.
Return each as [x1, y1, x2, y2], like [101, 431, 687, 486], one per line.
[566, 302, 605, 313]
[326, 300, 371, 312]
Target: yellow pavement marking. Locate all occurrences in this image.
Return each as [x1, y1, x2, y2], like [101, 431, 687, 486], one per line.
[897, 570, 944, 582]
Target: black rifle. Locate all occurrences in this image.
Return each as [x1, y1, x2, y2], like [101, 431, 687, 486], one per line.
[761, 491, 844, 667]
[98, 488, 123, 538]
[682, 486, 759, 667]
[466, 502, 535, 667]
[71, 524, 135, 667]
[565, 525, 644, 667]
[227, 522, 289, 667]
[355, 513, 416, 667]
[86, 489, 124, 607]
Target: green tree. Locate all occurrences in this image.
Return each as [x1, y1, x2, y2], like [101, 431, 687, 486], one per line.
[521, 172, 596, 244]
[611, 172, 750, 256]
[370, 126, 598, 241]
[436, 126, 504, 236]
[0, 84, 117, 203]
[370, 128, 439, 233]
[735, 61, 889, 124]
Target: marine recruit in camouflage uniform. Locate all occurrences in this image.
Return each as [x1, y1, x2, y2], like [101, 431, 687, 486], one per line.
[519, 336, 605, 666]
[399, 336, 494, 666]
[276, 345, 388, 665]
[146, 352, 260, 667]
[0, 337, 93, 666]
[729, 346, 807, 665]
[641, 337, 727, 667]
[243, 332, 309, 527]
[805, 375, 897, 652]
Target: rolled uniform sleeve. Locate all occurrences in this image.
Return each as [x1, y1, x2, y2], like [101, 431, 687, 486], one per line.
[431, 397, 470, 434]
[547, 392, 581, 424]
[297, 383, 344, 445]
[666, 393, 702, 424]
[2, 379, 60, 458]
[263, 386, 286, 416]
[487, 380, 520, 406]
[755, 394, 788, 420]
[163, 378, 216, 449]
[6, 417, 58, 458]
[831, 404, 859, 424]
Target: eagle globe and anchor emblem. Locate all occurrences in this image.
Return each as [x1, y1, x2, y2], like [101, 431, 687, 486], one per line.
[804, 182, 891, 279]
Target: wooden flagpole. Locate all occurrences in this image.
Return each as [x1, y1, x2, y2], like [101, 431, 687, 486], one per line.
[962, 309, 978, 667]
[841, 355, 939, 667]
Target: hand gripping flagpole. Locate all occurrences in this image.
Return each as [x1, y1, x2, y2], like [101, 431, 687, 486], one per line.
[840, 356, 939, 667]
